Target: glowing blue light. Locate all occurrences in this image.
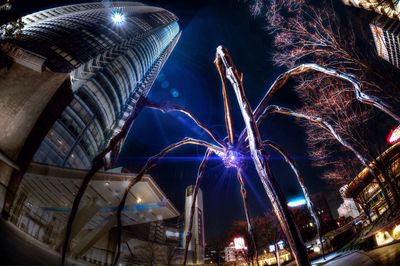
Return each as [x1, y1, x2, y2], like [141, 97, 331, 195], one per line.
[170, 88, 179, 98]
[287, 199, 306, 207]
[112, 12, 125, 25]
[161, 81, 170, 89]
[230, 155, 235, 160]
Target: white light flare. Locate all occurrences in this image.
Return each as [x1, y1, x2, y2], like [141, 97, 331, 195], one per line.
[112, 12, 125, 25]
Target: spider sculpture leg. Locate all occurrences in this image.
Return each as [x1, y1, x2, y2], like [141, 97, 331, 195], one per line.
[261, 105, 393, 214]
[253, 63, 400, 124]
[217, 49, 260, 264]
[216, 45, 310, 266]
[183, 149, 213, 266]
[62, 97, 225, 265]
[143, 98, 226, 148]
[263, 140, 325, 259]
[237, 169, 259, 266]
[238, 64, 400, 146]
[113, 138, 223, 265]
[215, 54, 236, 145]
[61, 96, 147, 265]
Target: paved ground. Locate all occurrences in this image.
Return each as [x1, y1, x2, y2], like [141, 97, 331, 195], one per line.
[316, 242, 400, 266]
[0, 218, 83, 265]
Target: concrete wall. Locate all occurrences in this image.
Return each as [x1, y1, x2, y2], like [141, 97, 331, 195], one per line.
[0, 62, 69, 210]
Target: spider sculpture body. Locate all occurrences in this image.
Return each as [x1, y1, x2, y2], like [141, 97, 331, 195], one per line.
[61, 46, 400, 266]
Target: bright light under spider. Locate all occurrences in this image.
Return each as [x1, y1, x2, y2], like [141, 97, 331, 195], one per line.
[112, 12, 125, 25]
[223, 150, 243, 168]
[287, 199, 306, 207]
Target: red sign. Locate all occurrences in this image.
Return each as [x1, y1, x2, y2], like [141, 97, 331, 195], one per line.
[387, 125, 400, 144]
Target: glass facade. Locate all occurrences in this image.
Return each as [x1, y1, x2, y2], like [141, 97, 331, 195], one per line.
[7, 2, 180, 169]
[370, 15, 400, 68]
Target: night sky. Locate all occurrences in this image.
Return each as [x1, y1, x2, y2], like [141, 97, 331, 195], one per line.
[11, 0, 336, 240]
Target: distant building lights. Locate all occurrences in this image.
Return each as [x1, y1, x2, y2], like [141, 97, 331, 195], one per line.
[269, 244, 275, 252]
[387, 125, 400, 144]
[393, 224, 400, 239]
[112, 12, 125, 25]
[287, 198, 306, 207]
[313, 246, 321, 253]
[375, 231, 393, 246]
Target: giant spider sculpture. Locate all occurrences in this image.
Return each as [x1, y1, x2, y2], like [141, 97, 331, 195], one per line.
[61, 46, 400, 266]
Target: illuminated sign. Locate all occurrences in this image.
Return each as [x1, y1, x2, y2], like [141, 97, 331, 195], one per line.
[233, 237, 247, 250]
[387, 125, 400, 144]
[287, 198, 306, 207]
[166, 230, 179, 238]
[375, 231, 393, 246]
[269, 244, 275, 252]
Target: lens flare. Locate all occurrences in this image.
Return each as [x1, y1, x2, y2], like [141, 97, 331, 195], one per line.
[112, 12, 125, 25]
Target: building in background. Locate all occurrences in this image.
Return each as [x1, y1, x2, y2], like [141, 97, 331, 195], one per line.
[370, 15, 400, 68]
[10, 163, 180, 265]
[204, 245, 224, 264]
[342, 0, 400, 20]
[0, 2, 181, 264]
[0, 1, 180, 219]
[341, 0, 400, 69]
[224, 240, 245, 263]
[339, 144, 400, 248]
[183, 185, 205, 264]
[337, 198, 360, 219]
[289, 193, 336, 242]
[340, 142, 400, 222]
[0, 0, 11, 11]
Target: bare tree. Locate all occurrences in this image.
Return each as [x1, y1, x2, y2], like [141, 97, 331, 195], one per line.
[245, 0, 400, 207]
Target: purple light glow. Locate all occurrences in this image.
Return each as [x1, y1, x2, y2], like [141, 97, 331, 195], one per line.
[223, 149, 243, 168]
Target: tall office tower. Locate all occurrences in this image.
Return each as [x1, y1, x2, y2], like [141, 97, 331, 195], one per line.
[0, 2, 180, 217]
[342, 0, 400, 20]
[184, 185, 205, 264]
[370, 15, 400, 68]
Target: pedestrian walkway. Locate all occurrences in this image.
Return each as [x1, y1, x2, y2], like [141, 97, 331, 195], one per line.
[311, 242, 400, 265]
[322, 251, 377, 266]
[0, 218, 84, 265]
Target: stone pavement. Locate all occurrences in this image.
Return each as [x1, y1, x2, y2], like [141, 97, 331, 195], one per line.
[0, 218, 84, 265]
[322, 251, 378, 266]
[314, 242, 400, 265]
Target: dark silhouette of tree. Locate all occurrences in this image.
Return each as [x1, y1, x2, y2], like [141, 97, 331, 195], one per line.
[206, 236, 227, 265]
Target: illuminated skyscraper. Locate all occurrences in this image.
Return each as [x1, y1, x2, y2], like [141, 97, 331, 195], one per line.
[184, 185, 205, 264]
[0, 2, 180, 217]
[370, 15, 400, 68]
